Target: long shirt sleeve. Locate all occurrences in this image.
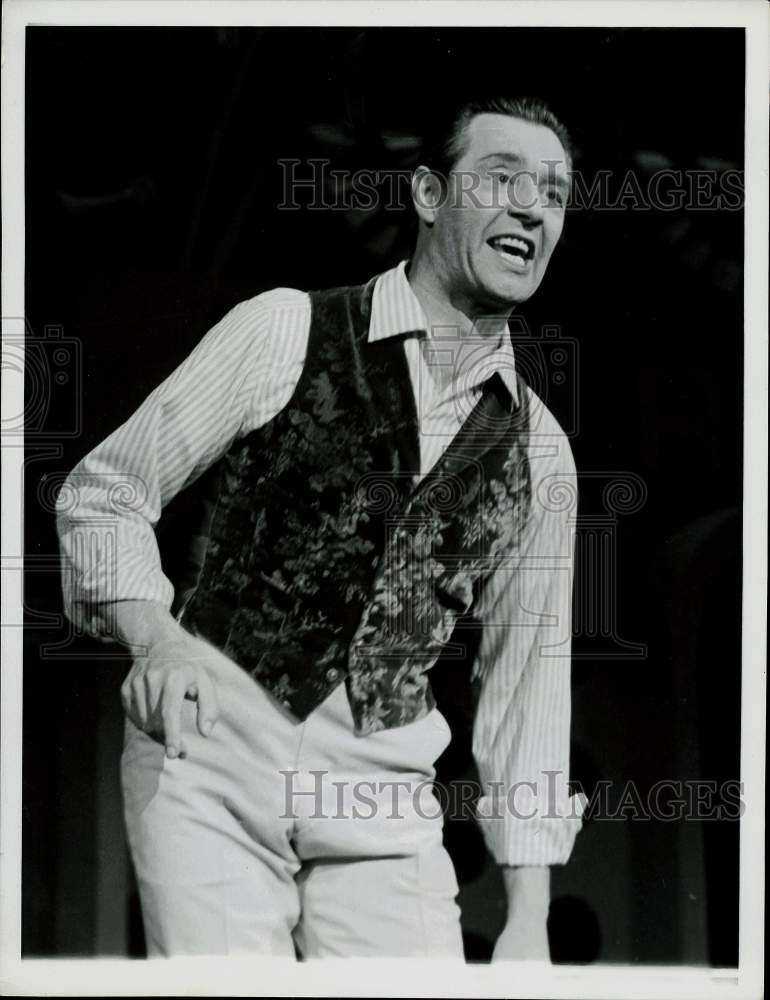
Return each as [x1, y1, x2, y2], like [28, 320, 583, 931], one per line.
[471, 388, 585, 866]
[56, 261, 584, 869]
[56, 289, 310, 634]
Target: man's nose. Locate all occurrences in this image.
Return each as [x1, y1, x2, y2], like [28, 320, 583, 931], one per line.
[507, 172, 544, 223]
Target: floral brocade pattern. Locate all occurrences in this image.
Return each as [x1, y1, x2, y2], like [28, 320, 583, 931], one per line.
[180, 278, 531, 735]
[347, 435, 530, 734]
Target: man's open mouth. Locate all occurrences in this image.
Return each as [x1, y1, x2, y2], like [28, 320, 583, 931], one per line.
[487, 234, 535, 265]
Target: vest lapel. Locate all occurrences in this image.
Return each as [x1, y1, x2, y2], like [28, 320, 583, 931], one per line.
[415, 371, 518, 488]
[362, 334, 421, 481]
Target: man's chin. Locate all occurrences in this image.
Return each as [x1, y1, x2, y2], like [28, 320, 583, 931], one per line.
[481, 273, 536, 309]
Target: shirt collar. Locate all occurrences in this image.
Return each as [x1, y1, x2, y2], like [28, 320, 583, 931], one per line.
[369, 259, 520, 407]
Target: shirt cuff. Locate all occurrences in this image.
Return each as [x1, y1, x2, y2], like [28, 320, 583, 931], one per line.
[61, 553, 175, 640]
[475, 786, 587, 867]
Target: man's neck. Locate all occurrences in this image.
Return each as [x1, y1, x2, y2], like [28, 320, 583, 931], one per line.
[406, 257, 513, 395]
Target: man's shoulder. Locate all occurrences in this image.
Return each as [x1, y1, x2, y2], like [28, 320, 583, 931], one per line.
[236, 285, 310, 317]
[233, 272, 382, 321]
[201, 287, 311, 357]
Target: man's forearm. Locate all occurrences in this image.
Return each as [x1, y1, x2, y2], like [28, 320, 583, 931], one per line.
[99, 599, 182, 651]
[501, 865, 550, 918]
[492, 866, 551, 961]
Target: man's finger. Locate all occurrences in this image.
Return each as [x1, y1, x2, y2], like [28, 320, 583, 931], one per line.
[192, 669, 219, 737]
[130, 670, 149, 728]
[161, 673, 187, 759]
[123, 683, 145, 733]
[144, 668, 163, 724]
[120, 676, 132, 714]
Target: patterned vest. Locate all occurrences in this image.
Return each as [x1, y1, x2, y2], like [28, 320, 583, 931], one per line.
[178, 276, 531, 735]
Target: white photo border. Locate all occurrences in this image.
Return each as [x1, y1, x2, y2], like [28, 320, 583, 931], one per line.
[1, 1, 766, 997]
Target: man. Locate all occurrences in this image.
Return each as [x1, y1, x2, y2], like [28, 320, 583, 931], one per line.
[57, 95, 584, 960]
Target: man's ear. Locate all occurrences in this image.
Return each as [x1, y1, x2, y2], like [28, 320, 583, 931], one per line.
[411, 165, 445, 226]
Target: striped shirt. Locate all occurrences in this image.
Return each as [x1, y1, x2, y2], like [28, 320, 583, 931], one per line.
[56, 259, 584, 866]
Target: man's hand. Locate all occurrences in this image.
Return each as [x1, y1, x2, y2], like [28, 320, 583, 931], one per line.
[492, 865, 551, 963]
[100, 600, 220, 760]
[120, 632, 220, 759]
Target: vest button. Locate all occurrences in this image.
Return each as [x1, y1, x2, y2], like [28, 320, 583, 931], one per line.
[325, 666, 341, 683]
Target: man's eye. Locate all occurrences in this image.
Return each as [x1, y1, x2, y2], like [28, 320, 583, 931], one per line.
[545, 188, 567, 207]
[490, 171, 511, 184]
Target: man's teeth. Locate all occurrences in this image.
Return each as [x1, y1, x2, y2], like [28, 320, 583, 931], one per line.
[490, 236, 532, 260]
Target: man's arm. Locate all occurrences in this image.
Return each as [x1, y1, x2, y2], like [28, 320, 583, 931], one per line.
[471, 397, 584, 961]
[100, 598, 222, 758]
[494, 867, 550, 961]
[55, 291, 309, 754]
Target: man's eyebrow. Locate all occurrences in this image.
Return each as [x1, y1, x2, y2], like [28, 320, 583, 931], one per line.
[477, 151, 571, 186]
[476, 152, 527, 167]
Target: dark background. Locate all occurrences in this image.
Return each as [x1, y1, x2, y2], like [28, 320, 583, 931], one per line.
[23, 26, 743, 963]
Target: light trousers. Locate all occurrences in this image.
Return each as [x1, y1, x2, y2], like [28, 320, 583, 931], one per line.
[120, 643, 464, 958]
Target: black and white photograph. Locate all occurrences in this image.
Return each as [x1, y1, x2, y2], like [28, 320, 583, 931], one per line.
[1, 1, 766, 996]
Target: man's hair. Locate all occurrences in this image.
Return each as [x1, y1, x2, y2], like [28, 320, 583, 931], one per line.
[419, 96, 573, 179]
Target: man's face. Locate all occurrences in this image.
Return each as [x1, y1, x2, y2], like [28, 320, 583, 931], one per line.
[429, 113, 570, 309]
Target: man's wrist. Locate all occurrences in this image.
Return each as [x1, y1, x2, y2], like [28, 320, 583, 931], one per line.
[501, 865, 550, 920]
[99, 599, 182, 651]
